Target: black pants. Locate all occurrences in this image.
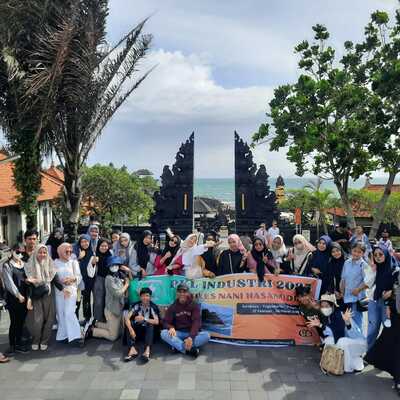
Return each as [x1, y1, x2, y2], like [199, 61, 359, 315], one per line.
[7, 297, 27, 347]
[81, 287, 93, 321]
[127, 322, 154, 348]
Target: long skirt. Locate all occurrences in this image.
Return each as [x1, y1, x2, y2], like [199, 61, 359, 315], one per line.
[93, 276, 105, 322]
[365, 313, 400, 383]
[55, 289, 81, 342]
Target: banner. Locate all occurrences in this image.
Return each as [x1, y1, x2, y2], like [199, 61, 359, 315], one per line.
[129, 273, 321, 346]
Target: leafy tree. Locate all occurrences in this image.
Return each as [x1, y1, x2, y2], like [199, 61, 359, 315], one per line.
[0, 1, 67, 227]
[134, 168, 154, 176]
[22, 1, 153, 238]
[253, 24, 381, 229]
[357, 11, 400, 238]
[81, 164, 155, 228]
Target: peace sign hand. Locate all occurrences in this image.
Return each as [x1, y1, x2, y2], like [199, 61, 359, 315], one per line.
[342, 308, 353, 325]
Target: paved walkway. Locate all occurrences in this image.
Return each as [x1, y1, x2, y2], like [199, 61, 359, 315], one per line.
[0, 312, 397, 400]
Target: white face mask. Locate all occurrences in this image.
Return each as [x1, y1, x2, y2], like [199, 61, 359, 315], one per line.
[321, 307, 333, 317]
[110, 265, 119, 273]
[13, 251, 23, 260]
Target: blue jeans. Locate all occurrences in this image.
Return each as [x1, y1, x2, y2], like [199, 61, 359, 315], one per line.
[160, 329, 210, 353]
[367, 298, 387, 350]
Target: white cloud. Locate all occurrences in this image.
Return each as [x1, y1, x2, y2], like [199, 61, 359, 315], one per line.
[120, 49, 273, 125]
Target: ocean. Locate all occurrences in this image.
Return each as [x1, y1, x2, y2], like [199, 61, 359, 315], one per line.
[194, 177, 399, 204]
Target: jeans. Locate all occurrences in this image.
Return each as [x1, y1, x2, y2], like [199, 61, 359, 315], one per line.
[367, 298, 387, 350]
[160, 329, 210, 353]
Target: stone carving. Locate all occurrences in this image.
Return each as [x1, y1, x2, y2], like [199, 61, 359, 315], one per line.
[150, 133, 194, 236]
[234, 131, 280, 234]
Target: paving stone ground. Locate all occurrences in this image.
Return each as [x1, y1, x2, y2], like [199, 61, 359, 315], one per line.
[0, 311, 397, 400]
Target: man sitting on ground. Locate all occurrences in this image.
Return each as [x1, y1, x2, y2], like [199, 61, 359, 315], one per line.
[161, 282, 210, 357]
[124, 287, 160, 363]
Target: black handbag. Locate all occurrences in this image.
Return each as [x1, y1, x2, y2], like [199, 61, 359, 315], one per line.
[31, 284, 50, 299]
[356, 297, 369, 313]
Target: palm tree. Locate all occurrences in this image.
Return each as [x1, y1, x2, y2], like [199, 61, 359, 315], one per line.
[1, 1, 153, 237]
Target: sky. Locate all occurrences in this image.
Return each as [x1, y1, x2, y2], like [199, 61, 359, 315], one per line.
[2, 0, 399, 178]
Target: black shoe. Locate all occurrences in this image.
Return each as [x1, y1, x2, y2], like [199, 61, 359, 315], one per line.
[170, 346, 179, 354]
[4, 347, 15, 356]
[15, 345, 30, 354]
[186, 347, 199, 358]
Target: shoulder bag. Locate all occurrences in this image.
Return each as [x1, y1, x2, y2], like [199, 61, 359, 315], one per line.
[320, 344, 344, 376]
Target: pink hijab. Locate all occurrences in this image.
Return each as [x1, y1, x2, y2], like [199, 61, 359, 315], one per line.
[228, 234, 246, 254]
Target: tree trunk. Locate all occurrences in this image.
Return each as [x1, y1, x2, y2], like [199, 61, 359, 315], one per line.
[63, 168, 82, 242]
[369, 169, 398, 239]
[334, 179, 356, 229]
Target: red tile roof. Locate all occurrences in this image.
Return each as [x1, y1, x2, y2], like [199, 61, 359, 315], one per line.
[0, 152, 64, 208]
[326, 207, 372, 218]
[365, 184, 400, 193]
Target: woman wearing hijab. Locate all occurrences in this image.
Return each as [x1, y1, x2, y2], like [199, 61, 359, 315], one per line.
[327, 242, 346, 296]
[310, 235, 332, 295]
[93, 239, 112, 322]
[2, 244, 28, 355]
[87, 224, 100, 254]
[217, 234, 247, 276]
[25, 244, 66, 351]
[54, 243, 82, 344]
[113, 233, 142, 277]
[289, 234, 315, 276]
[270, 235, 290, 275]
[74, 234, 94, 322]
[167, 233, 213, 279]
[154, 235, 181, 275]
[198, 232, 221, 277]
[365, 245, 397, 350]
[46, 228, 64, 260]
[135, 230, 155, 275]
[247, 237, 274, 281]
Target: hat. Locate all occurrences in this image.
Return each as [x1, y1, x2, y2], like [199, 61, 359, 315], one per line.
[176, 282, 189, 292]
[320, 293, 338, 307]
[107, 256, 123, 268]
[139, 287, 152, 296]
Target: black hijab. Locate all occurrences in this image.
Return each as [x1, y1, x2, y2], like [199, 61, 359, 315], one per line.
[96, 239, 112, 278]
[46, 229, 64, 260]
[201, 232, 219, 275]
[374, 245, 395, 301]
[328, 242, 345, 292]
[135, 230, 152, 269]
[251, 236, 269, 282]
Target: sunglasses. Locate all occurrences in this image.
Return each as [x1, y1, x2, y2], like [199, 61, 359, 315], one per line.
[170, 239, 178, 244]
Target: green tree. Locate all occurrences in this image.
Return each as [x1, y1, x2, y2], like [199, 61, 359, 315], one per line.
[358, 11, 400, 238]
[253, 24, 381, 229]
[0, 1, 67, 227]
[82, 164, 155, 228]
[25, 1, 153, 239]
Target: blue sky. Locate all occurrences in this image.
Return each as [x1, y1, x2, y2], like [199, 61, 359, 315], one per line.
[2, 0, 398, 178]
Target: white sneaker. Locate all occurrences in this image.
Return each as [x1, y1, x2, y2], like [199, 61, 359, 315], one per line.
[384, 319, 392, 328]
[52, 324, 58, 331]
[31, 344, 39, 351]
[40, 344, 48, 351]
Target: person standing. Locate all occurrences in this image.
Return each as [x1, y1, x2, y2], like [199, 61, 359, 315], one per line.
[309, 235, 332, 295]
[378, 230, 394, 254]
[124, 287, 160, 362]
[246, 237, 274, 280]
[267, 220, 280, 241]
[255, 223, 269, 245]
[54, 243, 82, 344]
[2, 244, 29, 355]
[25, 244, 67, 351]
[154, 235, 181, 275]
[340, 242, 368, 329]
[217, 234, 247, 275]
[21, 229, 38, 262]
[289, 234, 315, 276]
[350, 226, 372, 261]
[46, 228, 64, 260]
[161, 283, 210, 357]
[87, 224, 100, 254]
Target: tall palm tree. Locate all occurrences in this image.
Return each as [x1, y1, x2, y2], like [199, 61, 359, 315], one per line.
[1, 1, 153, 237]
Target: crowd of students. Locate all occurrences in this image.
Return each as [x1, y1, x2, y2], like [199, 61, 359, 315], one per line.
[0, 222, 399, 395]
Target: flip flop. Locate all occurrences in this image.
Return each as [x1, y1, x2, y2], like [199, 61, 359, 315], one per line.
[0, 355, 10, 364]
[141, 354, 150, 363]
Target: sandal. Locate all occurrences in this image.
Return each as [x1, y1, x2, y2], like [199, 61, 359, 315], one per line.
[0, 354, 10, 363]
[124, 353, 138, 362]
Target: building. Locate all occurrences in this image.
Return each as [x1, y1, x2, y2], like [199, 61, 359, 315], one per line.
[0, 152, 64, 245]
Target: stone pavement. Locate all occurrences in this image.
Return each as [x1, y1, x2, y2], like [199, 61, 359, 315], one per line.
[0, 312, 397, 400]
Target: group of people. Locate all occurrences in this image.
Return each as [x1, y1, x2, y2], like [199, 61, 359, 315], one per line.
[0, 222, 399, 395]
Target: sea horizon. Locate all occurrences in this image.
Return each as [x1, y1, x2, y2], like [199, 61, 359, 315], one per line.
[194, 177, 400, 204]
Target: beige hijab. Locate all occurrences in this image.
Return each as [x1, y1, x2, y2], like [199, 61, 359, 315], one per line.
[24, 244, 57, 289]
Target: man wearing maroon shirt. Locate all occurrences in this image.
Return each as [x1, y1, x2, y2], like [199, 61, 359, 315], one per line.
[161, 282, 210, 357]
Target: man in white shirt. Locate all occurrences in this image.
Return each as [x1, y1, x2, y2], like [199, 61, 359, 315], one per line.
[255, 223, 269, 244]
[267, 220, 280, 240]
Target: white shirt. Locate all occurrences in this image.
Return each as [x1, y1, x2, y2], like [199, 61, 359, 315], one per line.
[268, 226, 280, 240]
